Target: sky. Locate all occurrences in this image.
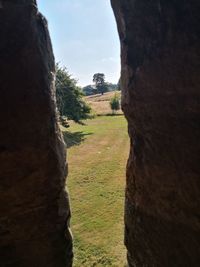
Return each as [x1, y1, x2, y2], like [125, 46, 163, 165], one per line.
[37, 0, 120, 87]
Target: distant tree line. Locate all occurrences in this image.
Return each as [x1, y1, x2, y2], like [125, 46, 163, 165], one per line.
[82, 73, 121, 96]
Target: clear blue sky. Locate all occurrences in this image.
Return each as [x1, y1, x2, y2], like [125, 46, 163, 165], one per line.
[37, 0, 120, 87]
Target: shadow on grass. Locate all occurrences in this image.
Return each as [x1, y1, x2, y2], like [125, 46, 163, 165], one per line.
[97, 113, 124, 117]
[62, 131, 93, 149]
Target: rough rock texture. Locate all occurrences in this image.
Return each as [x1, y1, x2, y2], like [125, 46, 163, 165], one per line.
[0, 1, 72, 266]
[111, 1, 200, 266]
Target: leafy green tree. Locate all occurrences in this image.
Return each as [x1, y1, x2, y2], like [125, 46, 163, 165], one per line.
[110, 93, 120, 114]
[93, 73, 108, 95]
[56, 64, 91, 124]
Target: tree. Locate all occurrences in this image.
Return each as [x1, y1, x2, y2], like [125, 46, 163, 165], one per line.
[110, 93, 120, 114]
[117, 78, 121, 91]
[82, 85, 96, 96]
[56, 64, 91, 124]
[93, 73, 108, 95]
[106, 82, 118, 92]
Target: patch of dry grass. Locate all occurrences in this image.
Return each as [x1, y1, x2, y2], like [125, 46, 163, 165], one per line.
[85, 91, 122, 116]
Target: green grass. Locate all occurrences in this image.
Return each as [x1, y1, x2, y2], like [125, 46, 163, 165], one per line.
[63, 115, 129, 266]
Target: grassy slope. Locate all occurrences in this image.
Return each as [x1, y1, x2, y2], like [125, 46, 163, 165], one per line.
[63, 115, 129, 266]
[85, 91, 122, 116]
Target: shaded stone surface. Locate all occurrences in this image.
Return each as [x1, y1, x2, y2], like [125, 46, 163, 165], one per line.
[111, 0, 200, 266]
[0, 1, 72, 266]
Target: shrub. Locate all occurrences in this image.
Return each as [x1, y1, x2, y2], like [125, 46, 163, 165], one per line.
[109, 93, 120, 114]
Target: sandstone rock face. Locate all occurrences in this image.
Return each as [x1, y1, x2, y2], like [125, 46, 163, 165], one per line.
[0, 1, 72, 266]
[111, 1, 200, 266]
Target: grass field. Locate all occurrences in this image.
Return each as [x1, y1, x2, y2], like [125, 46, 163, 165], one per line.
[85, 91, 122, 116]
[62, 115, 129, 266]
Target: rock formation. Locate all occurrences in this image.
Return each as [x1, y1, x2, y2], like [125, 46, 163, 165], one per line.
[111, 0, 200, 266]
[0, 1, 72, 266]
